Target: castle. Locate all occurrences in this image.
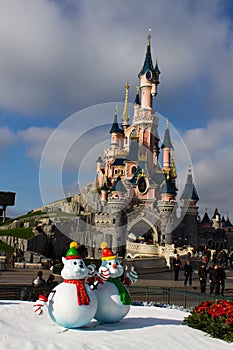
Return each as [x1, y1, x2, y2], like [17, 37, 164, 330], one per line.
[3, 33, 233, 267]
[37, 32, 200, 261]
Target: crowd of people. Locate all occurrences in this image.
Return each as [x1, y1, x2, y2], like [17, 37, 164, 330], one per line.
[32, 271, 58, 288]
[172, 247, 228, 296]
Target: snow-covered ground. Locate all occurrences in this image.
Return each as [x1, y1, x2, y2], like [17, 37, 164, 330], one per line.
[0, 301, 232, 350]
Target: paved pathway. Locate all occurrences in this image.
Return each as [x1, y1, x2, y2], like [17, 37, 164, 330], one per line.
[1, 267, 233, 297]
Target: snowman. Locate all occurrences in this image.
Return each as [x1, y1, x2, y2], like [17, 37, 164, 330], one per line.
[94, 242, 138, 323]
[33, 242, 109, 328]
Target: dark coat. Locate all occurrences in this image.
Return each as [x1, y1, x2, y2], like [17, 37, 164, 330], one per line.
[219, 267, 226, 282]
[209, 267, 220, 283]
[198, 265, 207, 280]
[184, 263, 193, 276]
[173, 258, 181, 270]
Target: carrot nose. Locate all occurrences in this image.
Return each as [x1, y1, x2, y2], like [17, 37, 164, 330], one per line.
[112, 263, 117, 268]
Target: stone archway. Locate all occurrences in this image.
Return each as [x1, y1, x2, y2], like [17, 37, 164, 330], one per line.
[127, 217, 158, 244]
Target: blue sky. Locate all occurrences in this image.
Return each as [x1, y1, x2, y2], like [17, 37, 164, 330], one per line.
[1, 0, 233, 220]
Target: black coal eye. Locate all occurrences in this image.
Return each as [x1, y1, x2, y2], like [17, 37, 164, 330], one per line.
[79, 263, 84, 268]
[116, 261, 119, 265]
[109, 262, 112, 265]
[73, 261, 77, 265]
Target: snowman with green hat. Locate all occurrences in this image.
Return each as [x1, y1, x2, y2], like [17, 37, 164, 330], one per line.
[33, 242, 109, 328]
[94, 242, 138, 323]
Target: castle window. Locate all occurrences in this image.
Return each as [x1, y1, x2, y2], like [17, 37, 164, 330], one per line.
[113, 218, 115, 224]
[114, 169, 118, 174]
[121, 170, 124, 175]
[131, 166, 137, 174]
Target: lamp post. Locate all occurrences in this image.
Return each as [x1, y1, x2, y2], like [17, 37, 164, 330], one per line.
[92, 242, 96, 258]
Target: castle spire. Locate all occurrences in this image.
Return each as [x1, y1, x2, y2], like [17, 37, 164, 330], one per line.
[162, 118, 172, 149]
[180, 167, 199, 203]
[110, 105, 124, 149]
[121, 82, 130, 129]
[138, 29, 154, 78]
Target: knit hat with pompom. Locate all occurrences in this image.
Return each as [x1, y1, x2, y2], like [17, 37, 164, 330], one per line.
[65, 242, 82, 260]
[100, 242, 116, 261]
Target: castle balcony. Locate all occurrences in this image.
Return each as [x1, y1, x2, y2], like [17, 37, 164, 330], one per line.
[126, 241, 159, 258]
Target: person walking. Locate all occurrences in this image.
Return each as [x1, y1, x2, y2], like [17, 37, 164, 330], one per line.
[184, 260, 193, 287]
[198, 262, 207, 293]
[209, 264, 220, 295]
[219, 265, 226, 296]
[173, 254, 182, 281]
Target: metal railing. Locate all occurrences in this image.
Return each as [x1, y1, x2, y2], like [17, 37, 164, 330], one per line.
[128, 286, 233, 309]
[0, 284, 232, 309]
[0, 285, 52, 302]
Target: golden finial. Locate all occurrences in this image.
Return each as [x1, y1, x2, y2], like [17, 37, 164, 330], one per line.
[147, 28, 151, 44]
[171, 144, 177, 178]
[121, 82, 130, 125]
[156, 57, 159, 65]
[136, 86, 139, 94]
[166, 117, 169, 129]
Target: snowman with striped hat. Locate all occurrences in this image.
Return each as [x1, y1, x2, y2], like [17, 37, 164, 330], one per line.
[33, 242, 109, 329]
[94, 242, 138, 323]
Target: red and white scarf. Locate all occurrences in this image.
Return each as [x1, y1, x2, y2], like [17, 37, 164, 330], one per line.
[64, 279, 90, 305]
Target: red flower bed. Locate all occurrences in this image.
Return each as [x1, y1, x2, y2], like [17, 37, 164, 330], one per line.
[183, 299, 233, 342]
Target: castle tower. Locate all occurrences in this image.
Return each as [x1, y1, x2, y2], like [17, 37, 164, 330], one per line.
[132, 30, 161, 174]
[179, 167, 199, 247]
[110, 106, 124, 149]
[138, 29, 160, 107]
[107, 177, 128, 253]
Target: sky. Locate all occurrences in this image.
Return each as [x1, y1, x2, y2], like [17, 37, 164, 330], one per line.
[1, 0, 233, 220]
[1, 301, 232, 350]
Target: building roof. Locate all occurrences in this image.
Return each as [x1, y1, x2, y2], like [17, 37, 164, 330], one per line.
[111, 158, 125, 166]
[223, 214, 233, 227]
[111, 177, 127, 192]
[161, 119, 172, 149]
[110, 112, 124, 134]
[138, 33, 155, 78]
[160, 179, 177, 195]
[96, 156, 103, 163]
[201, 211, 211, 224]
[180, 169, 199, 201]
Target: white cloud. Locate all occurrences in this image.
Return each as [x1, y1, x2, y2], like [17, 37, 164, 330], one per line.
[18, 127, 54, 159]
[0, 126, 16, 155]
[0, 0, 232, 123]
[183, 120, 233, 216]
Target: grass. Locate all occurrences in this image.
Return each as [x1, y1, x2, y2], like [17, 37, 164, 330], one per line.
[0, 227, 34, 239]
[0, 240, 14, 254]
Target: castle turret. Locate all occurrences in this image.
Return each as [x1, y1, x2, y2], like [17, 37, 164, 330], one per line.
[110, 106, 124, 149]
[179, 167, 199, 246]
[138, 29, 160, 107]
[96, 156, 103, 173]
[161, 118, 172, 174]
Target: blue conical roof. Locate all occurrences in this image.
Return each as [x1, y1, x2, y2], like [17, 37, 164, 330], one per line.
[161, 120, 172, 149]
[138, 36, 154, 78]
[180, 169, 199, 201]
[110, 113, 124, 134]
